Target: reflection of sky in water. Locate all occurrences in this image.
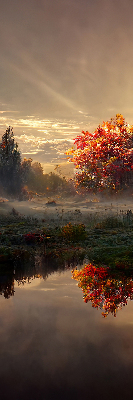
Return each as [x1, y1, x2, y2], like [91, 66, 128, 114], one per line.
[0, 269, 133, 399]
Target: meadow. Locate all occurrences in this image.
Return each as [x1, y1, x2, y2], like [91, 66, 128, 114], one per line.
[0, 194, 133, 271]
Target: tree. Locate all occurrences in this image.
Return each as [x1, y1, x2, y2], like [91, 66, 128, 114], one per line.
[21, 158, 33, 185]
[32, 162, 43, 176]
[21, 158, 44, 192]
[67, 114, 133, 193]
[0, 126, 22, 195]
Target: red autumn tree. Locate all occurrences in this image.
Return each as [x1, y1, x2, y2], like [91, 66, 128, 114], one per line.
[67, 114, 133, 192]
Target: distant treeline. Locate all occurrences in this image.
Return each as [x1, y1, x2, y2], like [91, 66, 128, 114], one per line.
[0, 126, 74, 198]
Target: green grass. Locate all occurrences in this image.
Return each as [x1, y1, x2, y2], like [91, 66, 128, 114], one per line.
[0, 211, 133, 269]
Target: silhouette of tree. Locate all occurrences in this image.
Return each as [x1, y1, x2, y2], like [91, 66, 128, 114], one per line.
[0, 126, 22, 196]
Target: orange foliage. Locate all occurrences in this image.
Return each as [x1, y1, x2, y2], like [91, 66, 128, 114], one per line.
[72, 264, 133, 317]
[67, 114, 133, 192]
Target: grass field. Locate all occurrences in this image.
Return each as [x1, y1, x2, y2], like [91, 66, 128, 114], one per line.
[0, 194, 133, 270]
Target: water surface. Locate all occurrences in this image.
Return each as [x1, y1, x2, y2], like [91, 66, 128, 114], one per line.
[0, 265, 133, 400]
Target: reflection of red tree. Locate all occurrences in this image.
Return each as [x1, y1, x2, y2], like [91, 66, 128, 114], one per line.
[72, 264, 133, 317]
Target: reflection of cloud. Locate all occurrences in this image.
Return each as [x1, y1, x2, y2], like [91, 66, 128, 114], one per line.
[40, 288, 56, 291]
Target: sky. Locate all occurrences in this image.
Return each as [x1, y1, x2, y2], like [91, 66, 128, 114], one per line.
[0, 0, 133, 175]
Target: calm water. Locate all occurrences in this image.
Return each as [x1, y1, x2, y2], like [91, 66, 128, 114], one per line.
[0, 262, 133, 400]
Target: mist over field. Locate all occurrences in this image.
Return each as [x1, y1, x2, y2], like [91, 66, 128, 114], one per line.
[1, 192, 133, 226]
